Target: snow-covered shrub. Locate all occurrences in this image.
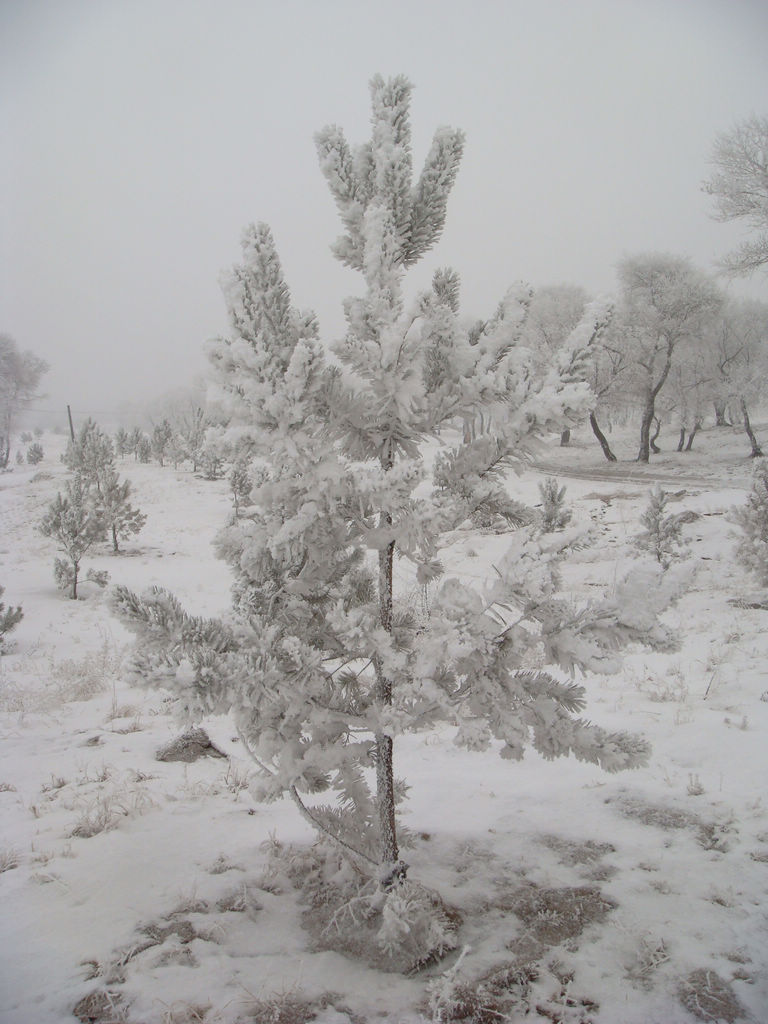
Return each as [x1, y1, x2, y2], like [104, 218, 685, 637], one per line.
[731, 461, 768, 586]
[634, 485, 688, 568]
[113, 77, 674, 902]
[538, 476, 572, 532]
[0, 586, 23, 650]
[426, 950, 537, 1023]
[26, 442, 43, 465]
[378, 878, 459, 969]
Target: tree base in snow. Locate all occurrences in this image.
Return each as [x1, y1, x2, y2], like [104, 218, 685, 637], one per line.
[271, 840, 461, 974]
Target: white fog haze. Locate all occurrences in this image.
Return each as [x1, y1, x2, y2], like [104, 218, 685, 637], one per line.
[4, 7, 768, 1021]
[2, 0, 768, 421]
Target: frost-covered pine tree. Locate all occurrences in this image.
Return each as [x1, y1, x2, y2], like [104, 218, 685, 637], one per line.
[538, 477, 572, 532]
[229, 459, 252, 518]
[0, 586, 23, 651]
[113, 76, 674, 889]
[97, 466, 147, 553]
[634, 484, 688, 569]
[732, 461, 768, 587]
[128, 427, 144, 460]
[65, 419, 114, 487]
[152, 420, 173, 466]
[26, 442, 44, 465]
[40, 474, 108, 598]
[65, 418, 145, 553]
[114, 426, 131, 458]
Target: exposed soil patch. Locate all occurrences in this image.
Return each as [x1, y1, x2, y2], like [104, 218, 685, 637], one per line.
[142, 918, 199, 944]
[678, 968, 748, 1022]
[616, 796, 700, 831]
[538, 834, 616, 866]
[615, 798, 732, 851]
[503, 884, 617, 946]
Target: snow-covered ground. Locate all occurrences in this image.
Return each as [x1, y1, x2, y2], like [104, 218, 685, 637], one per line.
[1, 426, 766, 1024]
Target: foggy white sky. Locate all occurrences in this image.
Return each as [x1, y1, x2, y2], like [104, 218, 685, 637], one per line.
[2, 0, 768, 424]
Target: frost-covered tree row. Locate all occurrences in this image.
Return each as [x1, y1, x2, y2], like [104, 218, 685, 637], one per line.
[114, 77, 683, 886]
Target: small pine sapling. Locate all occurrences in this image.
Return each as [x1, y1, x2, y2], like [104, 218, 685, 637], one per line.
[136, 436, 151, 463]
[176, 407, 208, 472]
[114, 427, 131, 458]
[199, 444, 224, 480]
[39, 474, 107, 598]
[65, 419, 114, 489]
[113, 78, 674, 921]
[229, 459, 252, 517]
[634, 485, 688, 568]
[731, 461, 768, 587]
[26, 443, 44, 465]
[151, 420, 173, 466]
[0, 586, 23, 650]
[538, 476, 572, 532]
[128, 427, 144, 459]
[96, 466, 147, 553]
[165, 433, 187, 469]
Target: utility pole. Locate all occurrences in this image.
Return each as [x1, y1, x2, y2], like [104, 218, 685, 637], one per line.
[67, 405, 75, 443]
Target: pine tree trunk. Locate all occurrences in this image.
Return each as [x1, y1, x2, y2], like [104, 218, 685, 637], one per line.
[374, 531, 400, 879]
[677, 428, 686, 452]
[741, 398, 764, 458]
[112, 524, 119, 553]
[374, 441, 401, 879]
[589, 412, 617, 461]
[71, 560, 79, 600]
[560, 428, 571, 447]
